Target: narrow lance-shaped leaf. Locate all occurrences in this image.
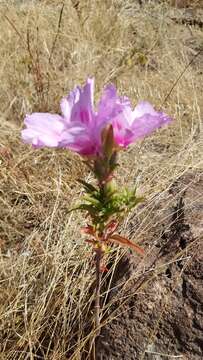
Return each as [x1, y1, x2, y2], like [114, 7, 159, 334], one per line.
[68, 204, 97, 218]
[109, 234, 144, 255]
[129, 196, 145, 209]
[77, 179, 98, 194]
[104, 220, 119, 239]
[81, 225, 95, 236]
[82, 195, 102, 207]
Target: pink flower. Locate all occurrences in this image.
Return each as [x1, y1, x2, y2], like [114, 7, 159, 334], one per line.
[22, 78, 172, 155]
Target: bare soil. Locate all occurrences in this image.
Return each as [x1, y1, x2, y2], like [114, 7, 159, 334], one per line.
[96, 172, 203, 359]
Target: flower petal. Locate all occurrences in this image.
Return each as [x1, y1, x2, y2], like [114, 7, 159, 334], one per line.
[60, 87, 80, 120]
[60, 78, 95, 127]
[22, 113, 65, 148]
[98, 84, 131, 123]
[109, 101, 172, 147]
[74, 77, 94, 124]
[59, 125, 99, 155]
[131, 102, 172, 140]
[21, 80, 172, 156]
[132, 101, 158, 119]
[110, 106, 134, 147]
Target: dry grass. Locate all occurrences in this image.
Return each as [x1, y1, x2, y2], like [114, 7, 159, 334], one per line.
[0, 0, 202, 359]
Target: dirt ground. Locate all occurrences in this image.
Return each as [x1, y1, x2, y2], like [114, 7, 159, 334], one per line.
[96, 172, 203, 359]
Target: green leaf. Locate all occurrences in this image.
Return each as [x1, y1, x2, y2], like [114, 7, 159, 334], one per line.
[67, 206, 85, 214]
[77, 179, 98, 194]
[82, 195, 101, 207]
[74, 204, 97, 217]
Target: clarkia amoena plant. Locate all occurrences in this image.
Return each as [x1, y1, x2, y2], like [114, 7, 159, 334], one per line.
[22, 78, 172, 336]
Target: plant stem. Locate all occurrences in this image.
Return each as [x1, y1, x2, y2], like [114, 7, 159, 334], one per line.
[95, 247, 102, 336]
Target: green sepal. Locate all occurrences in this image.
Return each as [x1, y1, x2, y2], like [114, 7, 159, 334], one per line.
[94, 157, 106, 180]
[109, 151, 118, 171]
[102, 124, 115, 160]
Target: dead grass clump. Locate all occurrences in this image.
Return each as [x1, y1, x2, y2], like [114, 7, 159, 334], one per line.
[0, 0, 202, 358]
